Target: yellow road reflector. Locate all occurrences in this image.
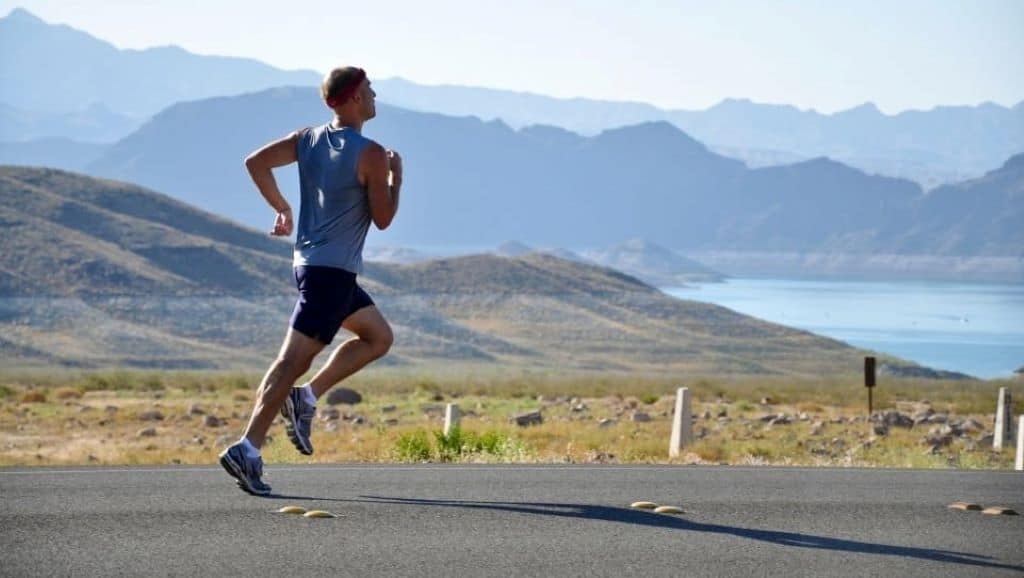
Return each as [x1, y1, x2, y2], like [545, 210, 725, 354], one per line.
[303, 510, 337, 518]
[947, 502, 982, 511]
[277, 506, 307, 515]
[631, 501, 658, 510]
[654, 506, 684, 514]
[981, 507, 1019, 516]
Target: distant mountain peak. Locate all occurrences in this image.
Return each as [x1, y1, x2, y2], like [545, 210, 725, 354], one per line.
[999, 152, 1024, 172]
[839, 102, 882, 116]
[2, 7, 45, 23]
[594, 120, 704, 150]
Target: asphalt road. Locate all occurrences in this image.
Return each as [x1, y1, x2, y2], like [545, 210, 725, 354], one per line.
[1, 465, 1022, 577]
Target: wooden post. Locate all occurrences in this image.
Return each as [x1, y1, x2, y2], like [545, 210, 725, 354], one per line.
[864, 356, 876, 416]
[669, 387, 692, 457]
[994, 388, 1011, 450]
[1016, 416, 1023, 471]
[444, 403, 461, 437]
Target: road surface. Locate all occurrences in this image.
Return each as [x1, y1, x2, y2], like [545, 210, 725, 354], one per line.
[1, 465, 1022, 576]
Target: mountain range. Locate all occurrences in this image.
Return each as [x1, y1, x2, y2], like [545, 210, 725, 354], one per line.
[0, 166, 905, 377]
[77, 87, 1022, 266]
[0, 8, 317, 137]
[374, 77, 1024, 187]
[2, 7, 1022, 189]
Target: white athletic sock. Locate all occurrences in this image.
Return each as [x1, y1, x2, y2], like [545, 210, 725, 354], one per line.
[238, 437, 261, 458]
[298, 383, 317, 405]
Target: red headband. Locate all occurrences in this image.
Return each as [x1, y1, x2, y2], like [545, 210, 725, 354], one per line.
[325, 68, 367, 108]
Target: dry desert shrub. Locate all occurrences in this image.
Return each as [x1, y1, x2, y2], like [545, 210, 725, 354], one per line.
[20, 390, 46, 403]
[54, 387, 83, 400]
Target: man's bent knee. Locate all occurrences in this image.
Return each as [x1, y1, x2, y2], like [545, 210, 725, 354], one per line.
[371, 328, 394, 359]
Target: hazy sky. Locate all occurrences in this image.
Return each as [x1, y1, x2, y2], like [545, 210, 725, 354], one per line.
[3, 0, 1022, 113]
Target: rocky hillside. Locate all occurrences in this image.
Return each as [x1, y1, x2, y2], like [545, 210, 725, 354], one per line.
[0, 167, 922, 376]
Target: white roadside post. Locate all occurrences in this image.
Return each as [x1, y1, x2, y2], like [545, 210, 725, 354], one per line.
[1016, 416, 1023, 471]
[669, 387, 693, 458]
[444, 403, 461, 437]
[994, 387, 1010, 450]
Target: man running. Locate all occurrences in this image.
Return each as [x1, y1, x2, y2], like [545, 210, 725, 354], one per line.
[219, 66, 402, 495]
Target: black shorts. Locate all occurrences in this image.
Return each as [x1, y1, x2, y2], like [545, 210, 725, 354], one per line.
[289, 265, 375, 344]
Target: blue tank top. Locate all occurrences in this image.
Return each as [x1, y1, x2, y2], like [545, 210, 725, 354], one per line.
[293, 124, 373, 274]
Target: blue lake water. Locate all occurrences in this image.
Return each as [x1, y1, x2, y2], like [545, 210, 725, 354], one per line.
[664, 279, 1024, 379]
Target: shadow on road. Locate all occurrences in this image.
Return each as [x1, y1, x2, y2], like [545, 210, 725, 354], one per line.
[273, 494, 1021, 572]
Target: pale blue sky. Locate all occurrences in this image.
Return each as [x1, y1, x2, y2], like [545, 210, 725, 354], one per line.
[3, 0, 1022, 113]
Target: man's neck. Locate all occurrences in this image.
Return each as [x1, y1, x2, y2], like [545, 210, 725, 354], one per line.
[330, 114, 363, 133]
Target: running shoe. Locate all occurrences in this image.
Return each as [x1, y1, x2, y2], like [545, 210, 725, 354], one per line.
[281, 387, 316, 455]
[219, 443, 271, 495]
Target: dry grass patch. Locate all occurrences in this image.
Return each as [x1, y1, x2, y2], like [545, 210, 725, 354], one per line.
[0, 370, 1020, 469]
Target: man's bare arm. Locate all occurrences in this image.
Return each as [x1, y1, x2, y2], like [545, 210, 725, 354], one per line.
[361, 143, 402, 230]
[245, 131, 301, 236]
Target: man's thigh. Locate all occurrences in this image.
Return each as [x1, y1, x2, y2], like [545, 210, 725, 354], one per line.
[276, 327, 327, 366]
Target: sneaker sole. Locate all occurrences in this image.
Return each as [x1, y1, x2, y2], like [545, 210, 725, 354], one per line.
[219, 453, 271, 496]
[282, 397, 314, 456]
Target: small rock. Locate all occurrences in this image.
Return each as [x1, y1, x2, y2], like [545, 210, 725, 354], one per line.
[924, 433, 953, 447]
[431, 393, 444, 402]
[759, 414, 778, 423]
[324, 421, 339, 432]
[760, 397, 773, 405]
[188, 403, 205, 416]
[138, 410, 164, 421]
[137, 427, 157, 438]
[701, 410, 712, 420]
[420, 404, 444, 417]
[571, 403, 588, 412]
[351, 415, 366, 425]
[191, 435, 205, 445]
[912, 408, 934, 425]
[923, 444, 941, 455]
[325, 387, 362, 405]
[598, 418, 616, 428]
[716, 408, 728, 418]
[587, 450, 615, 463]
[978, 433, 995, 445]
[512, 410, 543, 427]
[768, 414, 791, 427]
[631, 412, 652, 423]
[381, 405, 397, 413]
[384, 418, 399, 426]
[875, 411, 913, 428]
[959, 418, 984, 434]
[798, 412, 810, 422]
[320, 407, 341, 421]
[927, 413, 948, 424]
[873, 423, 889, 436]
[203, 415, 224, 427]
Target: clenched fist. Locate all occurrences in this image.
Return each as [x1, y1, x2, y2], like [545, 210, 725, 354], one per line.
[271, 208, 293, 237]
[387, 149, 403, 185]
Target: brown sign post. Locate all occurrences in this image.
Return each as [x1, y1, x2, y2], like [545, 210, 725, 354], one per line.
[864, 356, 876, 415]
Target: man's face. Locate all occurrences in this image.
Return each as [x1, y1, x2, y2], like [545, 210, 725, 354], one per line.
[358, 79, 377, 120]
